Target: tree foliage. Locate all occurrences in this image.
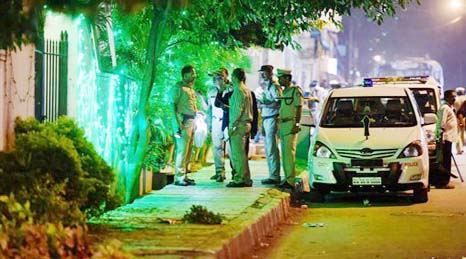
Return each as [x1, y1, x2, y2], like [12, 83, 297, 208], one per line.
[108, 0, 421, 51]
[2, 0, 419, 51]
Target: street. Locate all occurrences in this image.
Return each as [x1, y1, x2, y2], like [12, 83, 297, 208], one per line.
[253, 153, 466, 259]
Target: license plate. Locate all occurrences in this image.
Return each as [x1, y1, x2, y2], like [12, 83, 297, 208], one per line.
[352, 177, 382, 185]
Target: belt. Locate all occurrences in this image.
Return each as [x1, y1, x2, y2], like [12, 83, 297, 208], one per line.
[182, 113, 195, 120]
[280, 118, 294, 123]
[262, 114, 279, 120]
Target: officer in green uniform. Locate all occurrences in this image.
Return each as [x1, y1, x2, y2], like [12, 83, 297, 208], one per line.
[226, 68, 253, 187]
[277, 68, 303, 189]
[170, 65, 198, 186]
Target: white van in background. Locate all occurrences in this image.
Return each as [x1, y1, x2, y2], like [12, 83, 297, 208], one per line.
[308, 85, 435, 203]
[367, 76, 441, 178]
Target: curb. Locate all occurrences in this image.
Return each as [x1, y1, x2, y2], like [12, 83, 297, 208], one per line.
[216, 190, 290, 258]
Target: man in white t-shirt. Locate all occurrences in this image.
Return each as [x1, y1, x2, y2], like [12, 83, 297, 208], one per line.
[207, 68, 230, 182]
[436, 90, 458, 189]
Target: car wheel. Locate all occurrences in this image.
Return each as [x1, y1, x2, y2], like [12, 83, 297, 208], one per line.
[412, 187, 428, 203]
[308, 189, 327, 203]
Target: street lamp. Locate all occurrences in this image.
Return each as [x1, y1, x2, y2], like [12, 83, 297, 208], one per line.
[449, 0, 464, 10]
[372, 55, 384, 64]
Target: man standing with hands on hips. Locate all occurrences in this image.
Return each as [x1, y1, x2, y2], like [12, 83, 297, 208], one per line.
[170, 65, 198, 186]
[277, 68, 303, 190]
[258, 65, 282, 185]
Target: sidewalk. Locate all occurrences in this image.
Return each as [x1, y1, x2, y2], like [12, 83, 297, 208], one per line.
[90, 159, 291, 258]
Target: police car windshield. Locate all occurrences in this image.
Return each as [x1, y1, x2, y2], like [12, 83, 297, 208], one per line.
[410, 88, 437, 115]
[320, 96, 417, 128]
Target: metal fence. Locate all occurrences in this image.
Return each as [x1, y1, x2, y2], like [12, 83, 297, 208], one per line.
[34, 31, 68, 122]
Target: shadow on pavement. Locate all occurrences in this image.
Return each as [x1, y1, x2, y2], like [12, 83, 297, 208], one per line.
[297, 191, 416, 208]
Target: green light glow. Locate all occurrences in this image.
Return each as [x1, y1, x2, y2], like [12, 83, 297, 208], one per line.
[75, 17, 140, 183]
[73, 11, 252, 198]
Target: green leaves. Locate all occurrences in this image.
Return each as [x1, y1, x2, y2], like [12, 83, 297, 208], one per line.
[182, 205, 223, 224]
[2, 0, 417, 51]
[0, 117, 120, 223]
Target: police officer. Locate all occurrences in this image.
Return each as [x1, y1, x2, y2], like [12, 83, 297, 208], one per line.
[207, 68, 229, 182]
[277, 68, 303, 189]
[226, 68, 253, 187]
[258, 65, 282, 185]
[170, 65, 198, 186]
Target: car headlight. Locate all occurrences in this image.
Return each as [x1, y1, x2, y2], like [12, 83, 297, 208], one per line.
[398, 140, 423, 158]
[313, 141, 336, 158]
[424, 129, 435, 145]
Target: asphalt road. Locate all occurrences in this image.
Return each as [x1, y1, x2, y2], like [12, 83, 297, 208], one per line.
[252, 153, 466, 259]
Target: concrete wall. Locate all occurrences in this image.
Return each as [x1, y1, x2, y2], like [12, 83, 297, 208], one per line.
[0, 46, 36, 150]
[44, 12, 80, 119]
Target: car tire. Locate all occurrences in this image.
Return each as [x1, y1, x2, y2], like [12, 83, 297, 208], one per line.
[412, 187, 428, 203]
[308, 189, 327, 203]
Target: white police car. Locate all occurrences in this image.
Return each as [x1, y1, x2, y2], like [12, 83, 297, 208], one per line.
[308, 84, 434, 203]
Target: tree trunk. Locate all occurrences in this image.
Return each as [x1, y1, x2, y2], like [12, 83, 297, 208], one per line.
[124, 1, 172, 204]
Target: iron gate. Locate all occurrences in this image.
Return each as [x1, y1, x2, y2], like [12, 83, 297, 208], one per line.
[35, 31, 68, 122]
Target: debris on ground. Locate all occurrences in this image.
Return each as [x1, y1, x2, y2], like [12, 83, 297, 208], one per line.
[158, 218, 183, 224]
[303, 222, 325, 227]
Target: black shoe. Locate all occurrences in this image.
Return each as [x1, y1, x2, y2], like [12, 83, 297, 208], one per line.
[210, 175, 218, 180]
[174, 181, 189, 186]
[277, 181, 294, 190]
[226, 181, 252, 188]
[261, 178, 280, 185]
[216, 176, 225, 182]
[185, 178, 196, 184]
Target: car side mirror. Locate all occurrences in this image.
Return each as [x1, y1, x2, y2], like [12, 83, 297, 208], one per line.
[423, 113, 437, 125]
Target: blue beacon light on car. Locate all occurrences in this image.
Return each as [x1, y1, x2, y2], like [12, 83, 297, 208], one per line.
[363, 78, 373, 87]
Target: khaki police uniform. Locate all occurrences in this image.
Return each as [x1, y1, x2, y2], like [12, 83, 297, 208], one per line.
[278, 71, 303, 186]
[229, 84, 253, 185]
[260, 80, 282, 182]
[171, 81, 197, 181]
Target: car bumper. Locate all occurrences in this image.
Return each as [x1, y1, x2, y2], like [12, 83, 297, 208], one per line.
[310, 156, 429, 191]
